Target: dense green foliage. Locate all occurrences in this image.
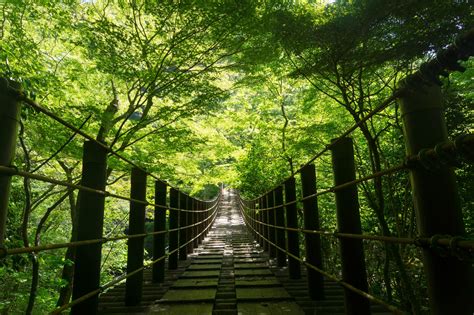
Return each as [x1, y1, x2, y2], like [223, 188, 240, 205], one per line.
[0, 0, 472, 313]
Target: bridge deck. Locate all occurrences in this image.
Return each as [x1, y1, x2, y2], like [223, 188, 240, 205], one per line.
[97, 190, 390, 314]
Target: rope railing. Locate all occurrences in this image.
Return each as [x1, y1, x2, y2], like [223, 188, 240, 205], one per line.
[51, 203, 220, 314]
[252, 163, 407, 212]
[239, 206, 403, 315]
[248, 133, 474, 212]
[240, 199, 474, 251]
[0, 165, 214, 213]
[1, 200, 221, 257]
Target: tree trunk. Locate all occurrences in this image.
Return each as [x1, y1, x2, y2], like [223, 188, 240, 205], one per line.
[56, 162, 77, 307]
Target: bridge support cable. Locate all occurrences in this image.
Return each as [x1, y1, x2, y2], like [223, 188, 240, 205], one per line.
[0, 79, 22, 249]
[71, 140, 108, 315]
[330, 137, 370, 315]
[242, 204, 474, 249]
[398, 81, 474, 314]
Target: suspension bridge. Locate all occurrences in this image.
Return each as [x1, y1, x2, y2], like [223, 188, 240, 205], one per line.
[0, 29, 473, 315]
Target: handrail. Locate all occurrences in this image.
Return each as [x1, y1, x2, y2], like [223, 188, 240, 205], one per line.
[1, 200, 221, 257]
[240, 199, 474, 251]
[239, 205, 403, 315]
[0, 165, 213, 213]
[51, 201, 220, 314]
[243, 133, 474, 211]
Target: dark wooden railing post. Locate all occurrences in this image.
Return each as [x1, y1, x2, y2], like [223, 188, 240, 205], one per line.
[268, 190, 276, 258]
[193, 198, 199, 248]
[199, 201, 204, 244]
[331, 137, 370, 315]
[252, 201, 257, 239]
[284, 177, 300, 279]
[71, 141, 107, 315]
[152, 180, 167, 283]
[179, 192, 187, 260]
[187, 196, 193, 254]
[274, 185, 286, 267]
[204, 201, 209, 238]
[258, 198, 264, 247]
[0, 79, 21, 248]
[125, 168, 147, 306]
[301, 164, 324, 300]
[398, 81, 473, 314]
[262, 195, 269, 252]
[168, 188, 179, 270]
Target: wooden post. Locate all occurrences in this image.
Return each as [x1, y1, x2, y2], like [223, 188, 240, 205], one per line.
[331, 138, 370, 315]
[262, 195, 269, 251]
[187, 196, 193, 254]
[252, 201, 257, 239]
[258, 198, 264, 247]
[268, 190, 276, 258]
[168, 188, 179, 270]
[193, 199, 199, 248]
[152, 180, 167, 283]
[398, 81, 473, 314]
[285, 177, 300, 279]
[0, 79, 21, 248]
[198, 201, 204, 244]
[203, 201, 209, 238]
[71, 141, 107, 315]
[274, 186, 286, 267]
[301, 164, 324, 300]
[125, 168, 147, 306]
[179, 192, 187, 260]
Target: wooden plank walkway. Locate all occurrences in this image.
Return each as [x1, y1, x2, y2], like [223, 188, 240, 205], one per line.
[97, 190, 390, 314]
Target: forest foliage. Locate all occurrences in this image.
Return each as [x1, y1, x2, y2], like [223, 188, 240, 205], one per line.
[0, 0, 472, 314]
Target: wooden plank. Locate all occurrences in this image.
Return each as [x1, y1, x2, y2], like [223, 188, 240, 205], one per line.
[235, 269, 273, 276]
[160, 289, 216, 302]
[149, 303, 213, 314]
[236, 287, 291, 300]
[238, 302, 304, 315]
